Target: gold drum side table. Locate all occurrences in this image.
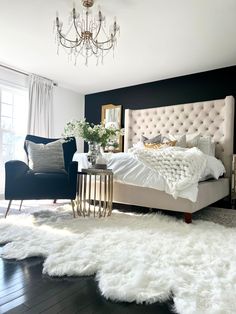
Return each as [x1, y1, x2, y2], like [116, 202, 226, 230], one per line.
[77, 168, 113, 217]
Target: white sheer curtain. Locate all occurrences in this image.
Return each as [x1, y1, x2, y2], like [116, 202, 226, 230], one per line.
[0, 83, 29, 197]
[28, 74, 54, 137]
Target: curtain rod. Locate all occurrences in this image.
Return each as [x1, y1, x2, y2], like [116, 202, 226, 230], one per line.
[0, 63, 58, 86]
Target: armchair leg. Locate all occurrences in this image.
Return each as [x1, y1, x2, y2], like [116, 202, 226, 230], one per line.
[5, 200, 12, 218]
[71, 200, 76, 218]
[19, 200, 23, 211]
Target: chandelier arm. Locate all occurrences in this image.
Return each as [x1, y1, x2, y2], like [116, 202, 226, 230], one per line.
[76, 43, 87, 57]
[73, 18, 83, 39]
[92, 40, 114, 51]
[59, 37, 83, 49]
[92, 38, 113, 46]
[93, 19, 102, 41]
[57, 29, 79, 44]
[97, 44, 114, 51]
[94, 38, 112, 45]
[90, 45, 98, 55]
[93, 30, 117, 45]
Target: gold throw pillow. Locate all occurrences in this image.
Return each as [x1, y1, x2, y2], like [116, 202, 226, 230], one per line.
[144, 140, 177, 149]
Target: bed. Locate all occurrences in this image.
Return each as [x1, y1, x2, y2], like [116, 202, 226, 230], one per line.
[110, 96, 235, 223]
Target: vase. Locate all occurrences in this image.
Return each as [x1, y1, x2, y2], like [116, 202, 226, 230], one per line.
[87, 141, 101, 168]
[95, 146, 107, 169]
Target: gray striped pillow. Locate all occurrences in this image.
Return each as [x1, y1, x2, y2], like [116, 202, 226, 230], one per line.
[26, 140, 65, 173]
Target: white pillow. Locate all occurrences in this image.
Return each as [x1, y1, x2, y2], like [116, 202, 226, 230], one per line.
[186, 133, 201, 148]
[26, 140, 66, 173]
[133, 141, 144, 149]
[162, 134, 186, 148]
[198, 136, 215, 156]
[185, 134, 215, 156]
[200, 155, 225, 181]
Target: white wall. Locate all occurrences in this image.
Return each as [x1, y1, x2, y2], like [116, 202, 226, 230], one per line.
[52, 86, 84, 152]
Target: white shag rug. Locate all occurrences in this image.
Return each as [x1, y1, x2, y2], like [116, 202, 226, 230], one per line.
[1, 205, 236, 314]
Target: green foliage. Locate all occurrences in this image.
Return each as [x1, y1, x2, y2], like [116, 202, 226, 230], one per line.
[63, 119, 123, 147]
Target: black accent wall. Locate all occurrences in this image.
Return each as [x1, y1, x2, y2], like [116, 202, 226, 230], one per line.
[85, 65, 236, 151]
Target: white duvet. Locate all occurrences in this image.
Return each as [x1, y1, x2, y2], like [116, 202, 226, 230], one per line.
[74, 147, 225, 202]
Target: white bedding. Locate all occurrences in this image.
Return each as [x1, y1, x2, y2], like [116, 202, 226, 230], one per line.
[74, 148, 225, 202]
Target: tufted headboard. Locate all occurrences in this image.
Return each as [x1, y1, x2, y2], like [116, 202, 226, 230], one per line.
[124, 96, 235, 178]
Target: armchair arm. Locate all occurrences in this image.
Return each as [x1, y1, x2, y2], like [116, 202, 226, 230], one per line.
[5, 160, 29, 200]
[68, 161, 78, 198]
[68, 161, 78, 181]
[5, 160, 29, 180]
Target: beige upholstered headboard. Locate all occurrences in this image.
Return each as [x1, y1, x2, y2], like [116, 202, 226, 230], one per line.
[124, 96, 235, 178]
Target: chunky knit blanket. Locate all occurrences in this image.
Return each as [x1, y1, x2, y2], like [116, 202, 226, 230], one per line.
[131, 147, 207, 198]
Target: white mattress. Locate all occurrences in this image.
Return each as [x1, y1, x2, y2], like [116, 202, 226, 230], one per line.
[74, 152, 225, 202]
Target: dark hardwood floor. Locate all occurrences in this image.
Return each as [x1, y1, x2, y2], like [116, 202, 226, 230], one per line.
[0, 246, 174, 314]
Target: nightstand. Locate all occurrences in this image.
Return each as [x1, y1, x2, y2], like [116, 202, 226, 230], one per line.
[77, 168, 113, 217]
[231, 155, 236, 204]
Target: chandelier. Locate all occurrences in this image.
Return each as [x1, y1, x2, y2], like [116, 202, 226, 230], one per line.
[54, 0, 120, 66]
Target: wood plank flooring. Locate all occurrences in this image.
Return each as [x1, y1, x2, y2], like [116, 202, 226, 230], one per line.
[0, 246, 174, 314]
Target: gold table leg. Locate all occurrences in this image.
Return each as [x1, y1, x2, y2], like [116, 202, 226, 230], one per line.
[77, 171, 113, 218]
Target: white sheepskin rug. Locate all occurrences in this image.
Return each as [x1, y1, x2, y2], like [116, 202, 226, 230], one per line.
[1, 207, 236, 314]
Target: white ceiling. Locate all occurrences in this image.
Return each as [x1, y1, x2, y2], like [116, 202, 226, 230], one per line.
[0, 0, 236, 94]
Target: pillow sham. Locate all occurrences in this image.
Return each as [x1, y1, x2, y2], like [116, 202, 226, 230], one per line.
[186, 133, 201, 148]
[26, 140, 66, 173]
[185, 134, 215, 156]
[162, 134, 186, 148]
[144, 140, 177, 149]
[198, 136, 215, 156]
[141, 134, 162, 144]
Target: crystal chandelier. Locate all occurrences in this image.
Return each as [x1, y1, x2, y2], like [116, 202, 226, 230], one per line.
[54, 0, 120, 66]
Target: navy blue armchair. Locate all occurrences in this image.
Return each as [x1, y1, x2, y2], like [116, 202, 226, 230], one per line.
[4, 135, 78, 218]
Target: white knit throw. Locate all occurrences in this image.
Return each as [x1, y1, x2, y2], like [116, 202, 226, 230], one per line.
[131, 147, 207, 198]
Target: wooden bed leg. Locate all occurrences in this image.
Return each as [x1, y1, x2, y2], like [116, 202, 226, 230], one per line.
[184, 213, 192, 224]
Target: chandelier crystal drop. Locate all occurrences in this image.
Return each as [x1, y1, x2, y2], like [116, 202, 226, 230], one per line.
[54, 0, 120, 66]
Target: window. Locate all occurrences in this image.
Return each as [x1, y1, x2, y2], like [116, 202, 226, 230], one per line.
[0, 84, 29, 195]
